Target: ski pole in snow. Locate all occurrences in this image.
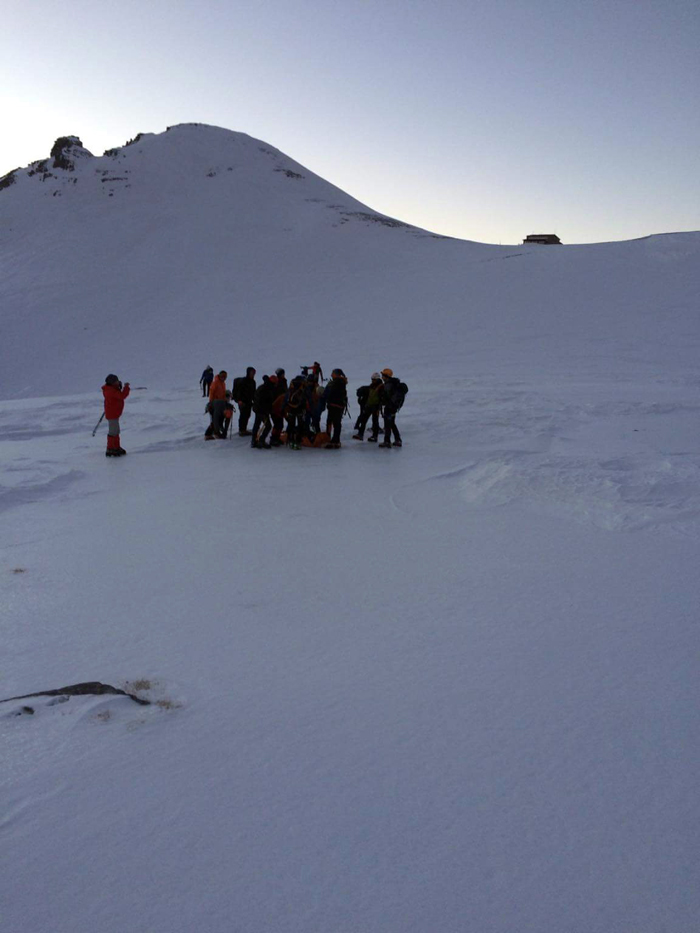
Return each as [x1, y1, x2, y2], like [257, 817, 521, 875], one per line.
[92, 412, 105, 436]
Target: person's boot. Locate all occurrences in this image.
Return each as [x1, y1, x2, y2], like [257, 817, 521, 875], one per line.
[392, 439, 402, 448]
[367, 435, 378, 442]
[378, 440, 392, 448]
[238, 430, 252, 437]
[106, 435, 120, 457]
[352, 433, 364, 440]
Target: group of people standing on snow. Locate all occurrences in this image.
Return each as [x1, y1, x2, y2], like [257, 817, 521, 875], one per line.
[199, 363, 408, 450]
[99, 363, 407, 458]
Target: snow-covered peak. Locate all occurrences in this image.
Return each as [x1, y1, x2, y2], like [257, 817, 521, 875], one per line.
[0, 123, 421, 236]
[0, 122, 698, 402]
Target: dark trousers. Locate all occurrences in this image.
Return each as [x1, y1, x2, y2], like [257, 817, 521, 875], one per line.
[383, 411, 401, 443]
[238, 403, 252, 433]
[286, 413, 303, 445]
[271, 414, 284, 439]
[211, 400, 227, 436]
[306, 409, 321, 434]
[356, 407, 380, 438]
[354, 404, 365, 430]
[327, 406, 343, 444]
[252, 413, 271, 444]
[202, 382, 212, 397]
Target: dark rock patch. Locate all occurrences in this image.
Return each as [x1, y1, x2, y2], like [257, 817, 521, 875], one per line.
[0, 169, 19, 192]
[1, 681, 151, 706]
[341, 211, 411, 229]
[275, 168, 304, 179]
[49, 136, 93, 171]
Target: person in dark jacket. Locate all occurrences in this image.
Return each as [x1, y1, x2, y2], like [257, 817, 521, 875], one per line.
[303, 377, 324, 436]
[354, 383, 369, 431]
[379, 368, 405, 447]
[102, 374, 130, 457]
[269, 368, 288, 446]
[353, 373, 384, 441]
[251, 375, 278, 448]
[322, 369, 348, 448]
[231, 367, 256, 436]
[285, 375, 309, 450]
[274, 368, 288, 394]
[200, 366, 214, 397]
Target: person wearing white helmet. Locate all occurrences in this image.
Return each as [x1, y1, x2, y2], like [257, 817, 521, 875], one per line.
[352, 373, 384, 442]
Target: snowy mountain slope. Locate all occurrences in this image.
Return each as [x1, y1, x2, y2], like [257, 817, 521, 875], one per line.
[1, 124, 700, 933]
[2, 123, 698, 401]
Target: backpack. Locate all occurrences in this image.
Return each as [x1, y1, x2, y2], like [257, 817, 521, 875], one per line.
[325, 378, 347, 409]
[392, 381, 408, 410]
[231, 377, 246, 402]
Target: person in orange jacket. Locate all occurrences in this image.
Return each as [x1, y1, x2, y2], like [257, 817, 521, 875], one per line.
[208, 370, 229, 438]
[102, 374, 130, 457]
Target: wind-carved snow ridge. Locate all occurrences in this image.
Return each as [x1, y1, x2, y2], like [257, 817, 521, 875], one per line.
[0, 465, 85, 515]
[452, 451, 700, 533]
[397, 389, 700, 535]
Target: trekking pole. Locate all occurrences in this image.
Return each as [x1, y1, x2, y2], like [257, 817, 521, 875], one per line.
[92, 412, 105, 436]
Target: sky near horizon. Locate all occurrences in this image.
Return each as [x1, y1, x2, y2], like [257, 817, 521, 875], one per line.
[2, 0, 698, 245]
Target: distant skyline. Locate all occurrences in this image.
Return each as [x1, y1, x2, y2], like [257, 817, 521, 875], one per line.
[2, 0, 698, 245]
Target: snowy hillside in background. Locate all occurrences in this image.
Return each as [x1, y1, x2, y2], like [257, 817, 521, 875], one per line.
[1, 124, 700, 932]
[1, 122, 453, 399]
[2, 122, 698, 402]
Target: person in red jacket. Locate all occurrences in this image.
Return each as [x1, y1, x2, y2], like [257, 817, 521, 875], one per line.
[102, 374, 130, 457]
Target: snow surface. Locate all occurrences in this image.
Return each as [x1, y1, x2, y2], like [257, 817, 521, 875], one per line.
[1, 124, 699, 932]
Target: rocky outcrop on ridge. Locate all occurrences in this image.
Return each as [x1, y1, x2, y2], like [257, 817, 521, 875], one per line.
[49, 136, 94, 170]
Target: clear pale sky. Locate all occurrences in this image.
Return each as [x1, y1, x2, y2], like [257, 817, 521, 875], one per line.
[2, 0, 698, 244]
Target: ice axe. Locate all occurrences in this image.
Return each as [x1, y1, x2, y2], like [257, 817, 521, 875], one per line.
[92, 412, 105, 436]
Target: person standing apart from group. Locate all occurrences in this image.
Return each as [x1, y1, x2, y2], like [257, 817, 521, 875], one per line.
[102, 374, 130, 457]
[200, 366, 214, 398]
